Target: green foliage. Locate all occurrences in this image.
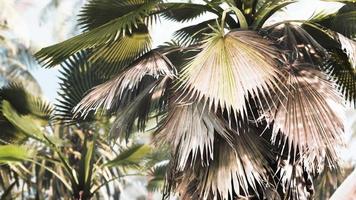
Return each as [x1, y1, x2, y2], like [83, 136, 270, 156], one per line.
[0, 145, 33, 163]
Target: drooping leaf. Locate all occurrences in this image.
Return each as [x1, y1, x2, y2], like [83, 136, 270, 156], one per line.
[55, 52, 105, 124]
[266, 66, 344, 169]
[168, 129, 271, 199]
[154, 101, 233, 170]
[179, 29, 284, 120]
[74, 51, 176, 116]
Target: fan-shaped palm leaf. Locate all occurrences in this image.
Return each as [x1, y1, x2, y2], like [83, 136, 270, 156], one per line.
[179, 29, 284, 120]
[332, 4, 356, 38]
[168, 130, 270, 200]
[160, 3, 211, 23]
[173, 19, 217, 46]
[266, 66, 344, 168]
[56, 52, 104, 124]
[78, 0, 159, 31]
[74, 51, 175, 116]
[154, 101, 233, 170]
[35, 0, 159, 68]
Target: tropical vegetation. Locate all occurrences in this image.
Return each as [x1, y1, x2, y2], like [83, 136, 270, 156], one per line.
[0, 0, 355, 199]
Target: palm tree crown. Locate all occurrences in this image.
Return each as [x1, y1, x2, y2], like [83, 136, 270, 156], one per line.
[35, 0, 356, 199]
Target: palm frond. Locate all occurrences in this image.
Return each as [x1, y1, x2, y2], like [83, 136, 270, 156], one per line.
[78, 0, 159, 31]
[35, 0, 158, 68]
[263, 23, 328, 63]
[331, 5, 356, 39]
[0, 145, 34, 163]
[55, 52, 105, 124]
[159, 3, 210, 23]
[167, 129, 270, 199]
[154, 101, 233, 170]
[266, 66, 344, 168]
[109, 78, 168, 140]
[147, 163, 167, 192]
[104, 144, 152, 168]
[337, 33, 356, 69]
[179, 29, 284, 121]
[252, 0, 296, 29]
[173, 19, 217, 46]
[74, 51, 175, 116]
[323, 49, 356, 107]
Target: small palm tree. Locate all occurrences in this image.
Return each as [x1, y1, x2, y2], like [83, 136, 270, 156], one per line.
[36, 0, 355, 199]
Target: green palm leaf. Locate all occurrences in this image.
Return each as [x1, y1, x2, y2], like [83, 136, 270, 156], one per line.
[0, 145, 34, 163]
[147, 164, 167, 192]
[173, 19, 217, 46]
[159, 3, 211, 23]
[55, 52, 105, 124]
[78, 0, 159, 31]
[35, 0, 159, 68]
[104, 144, 152, 168]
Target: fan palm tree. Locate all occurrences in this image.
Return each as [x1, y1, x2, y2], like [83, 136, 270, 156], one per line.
[36, 0, 355, 199]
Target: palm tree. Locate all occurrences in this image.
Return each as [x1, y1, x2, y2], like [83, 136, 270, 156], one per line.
[0, 83, 167, 199]
[36, 0, 355, 199]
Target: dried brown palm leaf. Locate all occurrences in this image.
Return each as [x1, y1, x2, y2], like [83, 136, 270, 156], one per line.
[169, 129, 271, 200]
[266, 65, 344, 169]
[178, 29, 284, 121]
[277, 160, 314, 200]
[154, 101, 233, 170]
[73, 51, 176, 117]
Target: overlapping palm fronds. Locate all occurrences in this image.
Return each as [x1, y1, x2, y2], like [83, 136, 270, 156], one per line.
[34, 0, 355, 199]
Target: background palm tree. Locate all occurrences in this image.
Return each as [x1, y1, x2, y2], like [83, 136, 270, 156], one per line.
[34, 0, 355, 199]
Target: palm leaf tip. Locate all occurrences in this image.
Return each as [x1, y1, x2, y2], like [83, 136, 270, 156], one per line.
[167, 130, 270, 199]
[154, 101, 233, 170]
[178, 30, 285, 120]
[337, 33, 356, 69]
[73, 51, 176, 117]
